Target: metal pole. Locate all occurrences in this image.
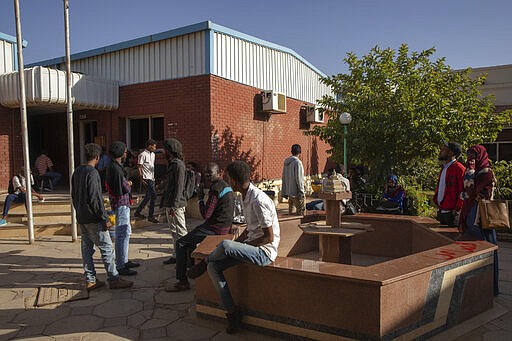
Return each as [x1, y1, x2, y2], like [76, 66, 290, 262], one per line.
[343, 124, 348, 175]
[14, 0, 35, 244]
[64, 0, 77, 241]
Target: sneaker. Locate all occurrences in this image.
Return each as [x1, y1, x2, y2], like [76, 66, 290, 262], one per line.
[163, 257, 176, 265]
[187, 260, 207, 279]
[109, 278, 133, 289]
[134, 212, 146, 219]
[125, 260, 140, 269]
[226, 307, 244, 334]
[0, 219, 7, 227]
[147, 217, 159, 224]
[118, 268, 138, 276]
[43, 188, 52, 192]
[86, 279, 105, 291]
[165, 280, 190, 292]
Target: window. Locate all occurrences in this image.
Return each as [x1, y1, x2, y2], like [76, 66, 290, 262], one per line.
[127, 116, 164, 151]
[481, 142, 512, 162]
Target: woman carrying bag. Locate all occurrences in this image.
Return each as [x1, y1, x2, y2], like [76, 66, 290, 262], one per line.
[459, 145, 499, 296]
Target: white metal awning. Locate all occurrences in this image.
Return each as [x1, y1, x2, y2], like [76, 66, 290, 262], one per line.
[0, 66, 119, 111]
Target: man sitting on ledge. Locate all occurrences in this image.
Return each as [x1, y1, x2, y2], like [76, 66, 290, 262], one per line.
[187, 160, 281, 334]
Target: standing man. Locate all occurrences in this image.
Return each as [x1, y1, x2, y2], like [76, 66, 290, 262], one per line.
[281, 144, 305, 215]
[187, 161, 280, 334]
[161, 138, 188, 265]
[71, 143, 132, 290]
[35, 149, 62, 190]
[166, 162, 234, 292]
[105, 141, 139, 276]
[134, 139, 159, 223]
[434, 141, 465, 226]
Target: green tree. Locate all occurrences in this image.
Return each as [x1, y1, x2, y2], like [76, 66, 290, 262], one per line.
[309, 45, 511, 189]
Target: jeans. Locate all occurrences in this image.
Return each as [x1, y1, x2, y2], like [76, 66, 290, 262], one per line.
[2, 193, 26, 216]
[80, 222, 119, 283]
[114, 205, 131, 270]
[45, 171, 62, 187]
[135, 179, 156, 218]
[166, 207, 187, 257]
[206, 239, 272, 312]
[465, 203, 499, 295]
[175, 223, 217, 281]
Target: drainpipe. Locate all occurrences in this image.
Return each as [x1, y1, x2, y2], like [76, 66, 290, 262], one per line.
[64, 0, 77, 242]
[14, 0, 35, 244]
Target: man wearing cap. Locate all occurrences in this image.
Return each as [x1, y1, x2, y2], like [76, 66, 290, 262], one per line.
[105, 141, 139, 276]
[434, 141, 465, 226]
[160, 138, 188, 264]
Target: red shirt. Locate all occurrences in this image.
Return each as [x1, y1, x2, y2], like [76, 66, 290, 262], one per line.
[433, 160, 465, 211]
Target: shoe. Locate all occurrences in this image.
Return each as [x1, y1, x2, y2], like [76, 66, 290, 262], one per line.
[86, 279, 105, 291]
[118, 268, 138, 276]
[187, 260, 207, 279]
[226, 307, 244, 334]
[125, 260, 140, 269]
[0, 219, 7, 227]
[134, 212, 146, 219]
[165, 280, 190, 292]
[163, 257, 176, 265]
[109, 278, 134, 289]
[147, 217, 159, 224]
[43, 188, 52, 192]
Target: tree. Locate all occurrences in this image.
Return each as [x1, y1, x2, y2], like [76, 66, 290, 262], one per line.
[309, 44, 511, 188]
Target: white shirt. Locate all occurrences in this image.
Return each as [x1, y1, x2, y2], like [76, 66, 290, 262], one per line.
[138, 149, 155, 181]
[243, 183, 280, 261]
[437, 159, 456, 212]
[13, 174, 35, 195]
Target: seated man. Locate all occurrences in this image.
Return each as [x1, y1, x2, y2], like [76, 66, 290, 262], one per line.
[1, 167, 44, 226]
[187, 161, 280, 334]
[165, 162, 234, 291]
[35, 149, 62, 190]
[376, 175, 405, 213]
[306, 167, 351, 211]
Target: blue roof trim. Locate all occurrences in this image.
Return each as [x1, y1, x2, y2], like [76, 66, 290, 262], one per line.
[0, 32, 28, 47]
[27, 21, 326, 77]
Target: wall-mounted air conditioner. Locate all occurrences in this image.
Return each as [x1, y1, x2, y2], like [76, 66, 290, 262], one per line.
[305, 105, 324, 123]
[261, 90, 286, 113]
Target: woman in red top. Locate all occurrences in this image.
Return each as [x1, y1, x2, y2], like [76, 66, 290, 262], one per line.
[460, 145, 499, 295]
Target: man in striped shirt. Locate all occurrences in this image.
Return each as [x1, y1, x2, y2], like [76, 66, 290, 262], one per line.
[35, 150, 62, 191]
[165, 162, 234, 292]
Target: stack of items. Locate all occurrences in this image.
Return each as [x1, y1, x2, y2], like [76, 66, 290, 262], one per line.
[322, 171, 347, 193]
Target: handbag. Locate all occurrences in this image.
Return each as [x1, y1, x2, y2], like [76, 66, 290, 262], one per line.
[478, 199, 510, 229]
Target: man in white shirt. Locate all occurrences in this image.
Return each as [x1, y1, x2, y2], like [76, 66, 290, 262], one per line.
[187, 160, 280, 334]
[134, 139, 158, 223]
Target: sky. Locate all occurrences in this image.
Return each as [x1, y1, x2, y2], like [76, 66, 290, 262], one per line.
[0, 0, 511, 76]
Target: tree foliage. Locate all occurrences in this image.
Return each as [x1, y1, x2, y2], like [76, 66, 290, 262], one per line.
[309, 44, 511, 188]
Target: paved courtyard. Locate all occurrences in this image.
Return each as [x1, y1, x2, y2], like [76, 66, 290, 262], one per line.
[0, 220, 511, 340]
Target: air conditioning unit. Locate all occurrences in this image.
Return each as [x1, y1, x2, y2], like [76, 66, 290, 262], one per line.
[261, 90, 286, 113]
[305, 105, 324, 123]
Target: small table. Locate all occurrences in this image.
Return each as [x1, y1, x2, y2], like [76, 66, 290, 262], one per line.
[300, 221, 373, 264]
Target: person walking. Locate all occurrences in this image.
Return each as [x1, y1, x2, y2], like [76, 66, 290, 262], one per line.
[281, 144, 305, 215]
[434, 141, 465, 226]
[160, 138, 188, 265]
[105, 141, 139, 276]
[134, 139, 159, 223]
[71, 143, 132, 290]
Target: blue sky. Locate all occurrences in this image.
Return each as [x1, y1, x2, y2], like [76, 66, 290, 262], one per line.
[0, 0, 510, 76]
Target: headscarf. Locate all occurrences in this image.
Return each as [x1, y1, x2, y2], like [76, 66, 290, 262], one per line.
[466, 145, 490, 174]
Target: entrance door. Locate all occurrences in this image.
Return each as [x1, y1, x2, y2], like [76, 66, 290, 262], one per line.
[79, 121, 98, 163]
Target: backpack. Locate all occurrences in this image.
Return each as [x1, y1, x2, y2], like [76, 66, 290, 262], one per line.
[7, 178, 15, 194]
[184, 169, 196, 200]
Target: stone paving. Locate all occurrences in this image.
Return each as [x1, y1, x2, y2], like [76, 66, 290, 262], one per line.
[0, 219, 511, 340]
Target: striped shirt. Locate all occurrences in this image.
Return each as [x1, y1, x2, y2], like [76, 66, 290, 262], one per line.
[35, 154, 53, 176]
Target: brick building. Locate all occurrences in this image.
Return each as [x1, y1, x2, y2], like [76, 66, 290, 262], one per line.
[0, 21, 334, 191]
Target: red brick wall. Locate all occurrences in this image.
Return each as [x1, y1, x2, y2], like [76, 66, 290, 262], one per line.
[209, 76, 331, 180]
[0, 106, 23, 191]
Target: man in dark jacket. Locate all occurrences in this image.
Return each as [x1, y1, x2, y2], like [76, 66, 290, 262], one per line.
[161, 138, 188, 264]
[165, 162, 234, 292]
[105, 141, 139, 276]
[434, 141, 465, 226]
[71, 143, 132, 290]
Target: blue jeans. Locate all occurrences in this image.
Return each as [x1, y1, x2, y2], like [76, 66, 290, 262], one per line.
[114, 205, 131, 270]
[2, 193, 26, 217]
[465, 203, 499, 295]
[135, 179, 156, 218]
[206, 240, 272, 312]
[45, 171, 62, 187]
[175, 223, 217, 281]
[80, 222, 119, 283]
